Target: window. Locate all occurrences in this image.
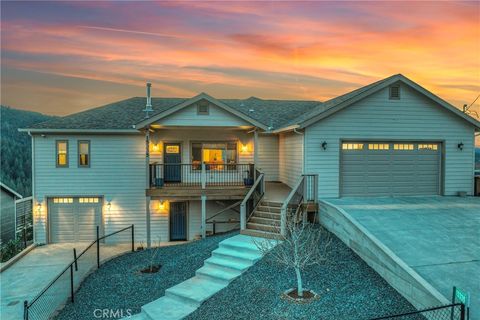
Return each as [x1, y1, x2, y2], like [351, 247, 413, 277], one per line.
[389, 85, 400, 99]
[418, 144, 438, 151]
[165, 145, 180, 154]
[53, 198, 73, 204]
[342, 143, 364, 150]
[78, 141, 90, 167]
[191, 142, 237, 170]
[79, 197, 100, 203]
[394, 144, 414, 150]
[368, 143, 390, 150]
[197, 100, 209, 115]
[56, 140, 68, 167]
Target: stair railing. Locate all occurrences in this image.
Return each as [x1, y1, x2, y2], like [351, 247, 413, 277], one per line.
[280, 174, 318, 236]
[240, 172, 265, 230]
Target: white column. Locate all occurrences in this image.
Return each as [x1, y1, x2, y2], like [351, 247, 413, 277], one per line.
[253, 129, 259, 175]
[201, 162, 206, 189]
[145, 128, 151, 248]
[201, 195, 207, 239]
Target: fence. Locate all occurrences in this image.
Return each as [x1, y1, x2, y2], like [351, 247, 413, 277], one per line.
[370, 303, 466, 320]
[24, 225, 134, 320]
[15, 197, 33, 249]
[240, 172, 265, 230]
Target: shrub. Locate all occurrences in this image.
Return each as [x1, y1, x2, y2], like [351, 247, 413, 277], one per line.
[0, 239, 24, 262]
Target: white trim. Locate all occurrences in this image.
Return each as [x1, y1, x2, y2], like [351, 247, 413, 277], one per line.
[19, 129, 140, 134]
[0, 182, 22, 199]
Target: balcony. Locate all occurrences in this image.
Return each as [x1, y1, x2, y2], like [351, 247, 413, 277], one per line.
[147, 163, 255, 199]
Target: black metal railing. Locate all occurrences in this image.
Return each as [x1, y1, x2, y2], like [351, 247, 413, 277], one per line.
[240, 172, 265, 229]
[24, 225, 135, 320]
[149, 163, 254, 188]
[369, 303, 466, 320]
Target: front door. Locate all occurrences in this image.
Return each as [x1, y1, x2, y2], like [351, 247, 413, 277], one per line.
[170, 202, 187, 241]
[164, 143, 181, 183]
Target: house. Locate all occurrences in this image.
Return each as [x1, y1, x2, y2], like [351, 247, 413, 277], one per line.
[0, 182, 23, 245]
[20, 74, 480, 246]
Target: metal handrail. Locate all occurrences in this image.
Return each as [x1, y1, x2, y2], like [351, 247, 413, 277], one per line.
[240, 173, 265, 230]
[24, 224, 135, 320]
[369, 303, 465, 320]
[280, 176, 305, 235]
[206, 201, 241, 222]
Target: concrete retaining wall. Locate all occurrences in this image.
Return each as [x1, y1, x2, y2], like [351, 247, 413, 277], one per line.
[319, 200, 449, 310]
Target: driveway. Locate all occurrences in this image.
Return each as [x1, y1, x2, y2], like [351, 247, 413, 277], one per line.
[0, 242, 131, 320]
[326, 196, 480, 318]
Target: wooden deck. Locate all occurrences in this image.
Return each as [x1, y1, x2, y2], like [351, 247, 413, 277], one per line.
[146, 185, 250, 200]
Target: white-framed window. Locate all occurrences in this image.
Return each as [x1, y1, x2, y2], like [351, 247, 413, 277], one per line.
[394, 144, 414, 150]
[368, 143, 390, 150]
[56, 140, 69, 167]
[78, 140, 90, 167]
[191, 142, 237, 169]
[418, 144, 438, 151]
[342, 143, 364, 150]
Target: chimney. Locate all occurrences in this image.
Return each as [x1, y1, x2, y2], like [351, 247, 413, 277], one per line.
[143, 82, 153, 118]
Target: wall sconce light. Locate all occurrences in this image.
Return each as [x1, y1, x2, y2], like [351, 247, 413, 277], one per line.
[457, 142, 464, 150]
[36, 202, 42, 213]
[241, 144, 248, 153]
[106, 200, 112, 211]
[159, 200, 165, 210]
[152, 143, 160, 152]
[321, 141, 328, 150]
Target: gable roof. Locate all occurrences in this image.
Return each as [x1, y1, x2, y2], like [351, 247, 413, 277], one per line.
[20, 74, 480, 133]
[294, 74, 480, 130]
[0, 182, 22, 199]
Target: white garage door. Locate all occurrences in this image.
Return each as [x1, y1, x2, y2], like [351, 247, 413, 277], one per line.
[341, 142, 441, 197]
[48, 197, 103, 243]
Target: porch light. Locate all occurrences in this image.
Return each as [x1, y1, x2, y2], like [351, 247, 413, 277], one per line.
[241, 144, 248, 153]
[152, 144, 160, 152]
[457, 142, 464, 150]
[36, 202, 42, 213]
[321, 141, 328, 150]
[159, 201, 165, 210]
[106, 200, 112, 211]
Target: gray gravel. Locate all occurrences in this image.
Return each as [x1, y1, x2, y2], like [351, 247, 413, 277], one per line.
[55, 231, 237, 320]
[187, 231, 416, 320]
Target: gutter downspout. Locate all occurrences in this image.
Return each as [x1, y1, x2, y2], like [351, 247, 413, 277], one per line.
[145, 128, 151, 248]
[29, 132, 37, 244]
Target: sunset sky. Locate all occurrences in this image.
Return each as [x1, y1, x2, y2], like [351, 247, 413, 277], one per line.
[1, 1, 479, 120]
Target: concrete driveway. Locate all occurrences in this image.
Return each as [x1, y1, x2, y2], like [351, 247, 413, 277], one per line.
[0, 242, 131, 320]
[326, 196, 480, 318]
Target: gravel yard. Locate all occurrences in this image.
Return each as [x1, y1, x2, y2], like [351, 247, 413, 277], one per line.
[187, 232, 416, 320]
[56, 230, 416, 320]
[55, 232, 236, 320]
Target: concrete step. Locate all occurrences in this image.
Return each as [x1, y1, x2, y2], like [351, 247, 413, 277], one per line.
[165, 276, 227, 307]
[219, 238, 261, 255]
[142, 296, 197, 320]
[256, 205, 281, 213]
[124, 313, 146, 320]
[253, 211, 281, 220]
[260, 201, 283, 208]
[212, 247, 262, 264]
[249, 216, 281, 226]
[247, 222, 278, 233]
[204, 256, 252, 273]
[241, 229, 281, 239]
[196, 265, 241, 284]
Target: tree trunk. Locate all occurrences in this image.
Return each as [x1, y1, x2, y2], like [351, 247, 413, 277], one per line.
[295, 267, 303, 297]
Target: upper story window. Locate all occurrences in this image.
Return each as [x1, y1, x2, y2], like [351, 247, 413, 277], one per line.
[78, 140, 90, 167]
[197, 101, 209, 115]
[389, 85, 400, 100]
[191, 142, 237, 170]
[56, 140, 68, 167]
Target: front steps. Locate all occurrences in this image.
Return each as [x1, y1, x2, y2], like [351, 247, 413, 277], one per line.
[128, 234, 275, 320]
[241, 201, 282, 239]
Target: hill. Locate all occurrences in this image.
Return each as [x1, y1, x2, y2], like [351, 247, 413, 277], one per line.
[1, 106, 56, 196]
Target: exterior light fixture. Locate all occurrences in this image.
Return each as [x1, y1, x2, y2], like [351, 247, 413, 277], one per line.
[159, 201, 165, 210]
[457, 142, 464, 150]
[241, 144, 248, 153]
[321, 141, 328, 150]
[152, 143, 159, 152]
[106, 200, 112, 211]
[36, 202, 42, 213]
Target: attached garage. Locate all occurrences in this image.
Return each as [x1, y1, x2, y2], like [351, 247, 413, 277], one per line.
[341, 142, 441, 197]
[48, 197, 103, 243]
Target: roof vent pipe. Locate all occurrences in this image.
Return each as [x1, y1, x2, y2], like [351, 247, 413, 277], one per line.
[143, 82, 153, 118]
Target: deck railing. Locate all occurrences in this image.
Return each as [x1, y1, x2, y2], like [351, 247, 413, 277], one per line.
[149, 163, 254, 188]
[280, 174, 318, 235]
[240, 172, 265, 230]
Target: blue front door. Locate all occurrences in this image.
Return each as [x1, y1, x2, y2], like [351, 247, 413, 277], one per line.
[164, 143, 181, 183]
[170, 202, 187, 241]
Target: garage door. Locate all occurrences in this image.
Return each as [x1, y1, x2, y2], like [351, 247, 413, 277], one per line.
[48, 197, 103, 243]
[341, 142, 441, 196]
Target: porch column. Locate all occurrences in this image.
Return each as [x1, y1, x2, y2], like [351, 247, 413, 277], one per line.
[145, 128, 151, 248]
[201, 195, 207, 239]
[253, 129, 258, 177]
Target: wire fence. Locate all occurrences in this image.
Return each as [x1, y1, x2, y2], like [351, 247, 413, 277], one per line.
[370, 303, 466, 320]
[24, 225, 134, 320]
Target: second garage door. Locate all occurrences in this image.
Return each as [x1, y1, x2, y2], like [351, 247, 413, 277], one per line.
[341, 142, 441, 197]
[48, 197, 103, 243]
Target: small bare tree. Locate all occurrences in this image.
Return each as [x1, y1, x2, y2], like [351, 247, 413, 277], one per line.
[255, 210, 330, 298]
